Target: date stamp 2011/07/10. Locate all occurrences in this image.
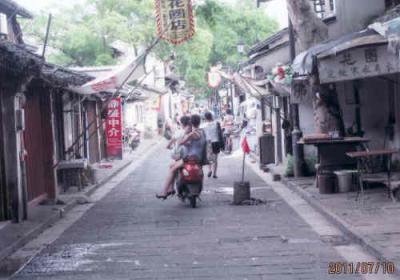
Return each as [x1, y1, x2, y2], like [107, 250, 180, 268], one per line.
[328, 262, 395, 274]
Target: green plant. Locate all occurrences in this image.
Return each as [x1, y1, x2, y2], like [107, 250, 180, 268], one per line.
[284, 154, 318, 177]
[304, 155, 318, 176]
[284, 155, 294, 177]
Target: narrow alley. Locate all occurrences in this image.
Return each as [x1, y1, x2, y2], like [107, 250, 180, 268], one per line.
[9, 142, 372, 280]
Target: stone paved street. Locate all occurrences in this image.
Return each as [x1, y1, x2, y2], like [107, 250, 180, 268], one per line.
[286, 176, 400, 274]
[12, 144, 366, 280]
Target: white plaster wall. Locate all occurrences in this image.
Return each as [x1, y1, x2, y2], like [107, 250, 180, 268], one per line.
[298, 92, 318, 158]
[124, 102, 145, 129]
[333, 0, 385, 38]
[337, 78, 390, 150]
[255, 46, 290, 73]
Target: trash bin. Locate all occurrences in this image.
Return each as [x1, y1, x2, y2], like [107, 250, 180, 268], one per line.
[317, 173, 336, 194]
[259, 134, 275, 167]
[334, 170, 357, 193]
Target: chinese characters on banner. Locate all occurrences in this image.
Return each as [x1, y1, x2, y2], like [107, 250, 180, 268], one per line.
[319, 45, 400, 84]
[106, 98, 123, 159]
[155, 0, 195, 45]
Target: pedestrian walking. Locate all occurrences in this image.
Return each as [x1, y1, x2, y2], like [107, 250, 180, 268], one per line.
[222, 109, 234, 153]
[202, 111, 223, 179]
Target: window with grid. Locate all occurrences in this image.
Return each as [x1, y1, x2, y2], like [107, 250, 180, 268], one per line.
[313, 0, 325, 18]
[311, 0, 336, 19]
[329, 0, 336, 13]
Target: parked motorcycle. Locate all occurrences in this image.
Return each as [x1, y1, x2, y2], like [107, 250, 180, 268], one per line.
[129, 128, 141, 151]
[175, 157, 204, 208]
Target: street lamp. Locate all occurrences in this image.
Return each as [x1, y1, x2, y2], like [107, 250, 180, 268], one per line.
[237, 41, 245, 55]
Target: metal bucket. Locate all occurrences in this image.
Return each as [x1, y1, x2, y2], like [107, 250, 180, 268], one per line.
[334, 170, 357, 193]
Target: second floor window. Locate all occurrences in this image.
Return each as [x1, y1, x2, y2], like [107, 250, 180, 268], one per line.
[312, 0, 336, 19]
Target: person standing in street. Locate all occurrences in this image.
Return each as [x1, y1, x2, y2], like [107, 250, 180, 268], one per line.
[222, 108, 234, 153]
[202, 112, 222, 179]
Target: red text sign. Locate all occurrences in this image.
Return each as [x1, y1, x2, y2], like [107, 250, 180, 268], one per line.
[106, 98, 122, 159]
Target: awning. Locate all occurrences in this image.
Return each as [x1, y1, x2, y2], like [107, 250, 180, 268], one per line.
[269, 80, 291, 96]
[72, 56, 146, 95]
[292, 29, 378, 76]
[317, 34, 387, 59]
[231, 73, 270, 99]
[104, 83, 167, 103]
[369, 16, 400, 55]
[0, 0, 32, 18]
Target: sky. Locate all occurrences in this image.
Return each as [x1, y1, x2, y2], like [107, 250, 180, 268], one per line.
[15, 0, 288, 28]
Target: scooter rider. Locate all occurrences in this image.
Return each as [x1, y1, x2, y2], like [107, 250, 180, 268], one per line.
[156, 114, 206, 200]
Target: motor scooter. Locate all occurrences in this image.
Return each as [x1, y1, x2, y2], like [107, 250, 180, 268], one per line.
[129, 128, 141, 151]
[176, 156, 204, 208]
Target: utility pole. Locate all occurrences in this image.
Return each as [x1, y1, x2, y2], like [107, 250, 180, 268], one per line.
[289, 18, 305, 177]
[42, 14, 52, 58]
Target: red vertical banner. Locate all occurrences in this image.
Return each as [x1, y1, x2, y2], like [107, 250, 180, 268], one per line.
[106, 98, 122, 159]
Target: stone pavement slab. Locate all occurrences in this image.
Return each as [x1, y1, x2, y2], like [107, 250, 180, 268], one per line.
[284, 175, 400, 275]
[12, 145, 363, 279]
[0, 137, 161, 277]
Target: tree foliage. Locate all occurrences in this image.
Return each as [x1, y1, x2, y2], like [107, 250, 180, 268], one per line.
[22, 0, 278, 93]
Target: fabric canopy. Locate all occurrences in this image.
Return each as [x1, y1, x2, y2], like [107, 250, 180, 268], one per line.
[292, 13, 400, 76]
[72, 56, 146, 95]
[292, 29, 378, 76]
[231, 73, 270, 99]
[217, 70, 290, 99]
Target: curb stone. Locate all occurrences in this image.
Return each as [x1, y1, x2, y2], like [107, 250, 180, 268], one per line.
[0, 199, 77, 266]
[0, 138, 162, 267]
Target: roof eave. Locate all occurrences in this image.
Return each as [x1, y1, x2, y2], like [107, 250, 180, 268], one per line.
[0, 0, 33, 19]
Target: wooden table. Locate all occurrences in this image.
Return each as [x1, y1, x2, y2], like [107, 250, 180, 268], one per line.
[298, 138, 370, 170]
[347, 149, 398, 202]
[299, 137, 370, 183]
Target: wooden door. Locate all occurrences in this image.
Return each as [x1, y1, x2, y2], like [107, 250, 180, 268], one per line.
[86, 101, 100, 164]
[0, 93, 8, 220]
[24, 92, 46, 202]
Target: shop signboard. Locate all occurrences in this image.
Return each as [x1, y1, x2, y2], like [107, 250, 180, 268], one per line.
[319, 45, 400, 84]
[106, 98, 122, 159]
[155, 0, 195, 45]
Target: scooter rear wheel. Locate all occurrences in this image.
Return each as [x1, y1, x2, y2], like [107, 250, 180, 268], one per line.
[189, 196, 197, 208]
